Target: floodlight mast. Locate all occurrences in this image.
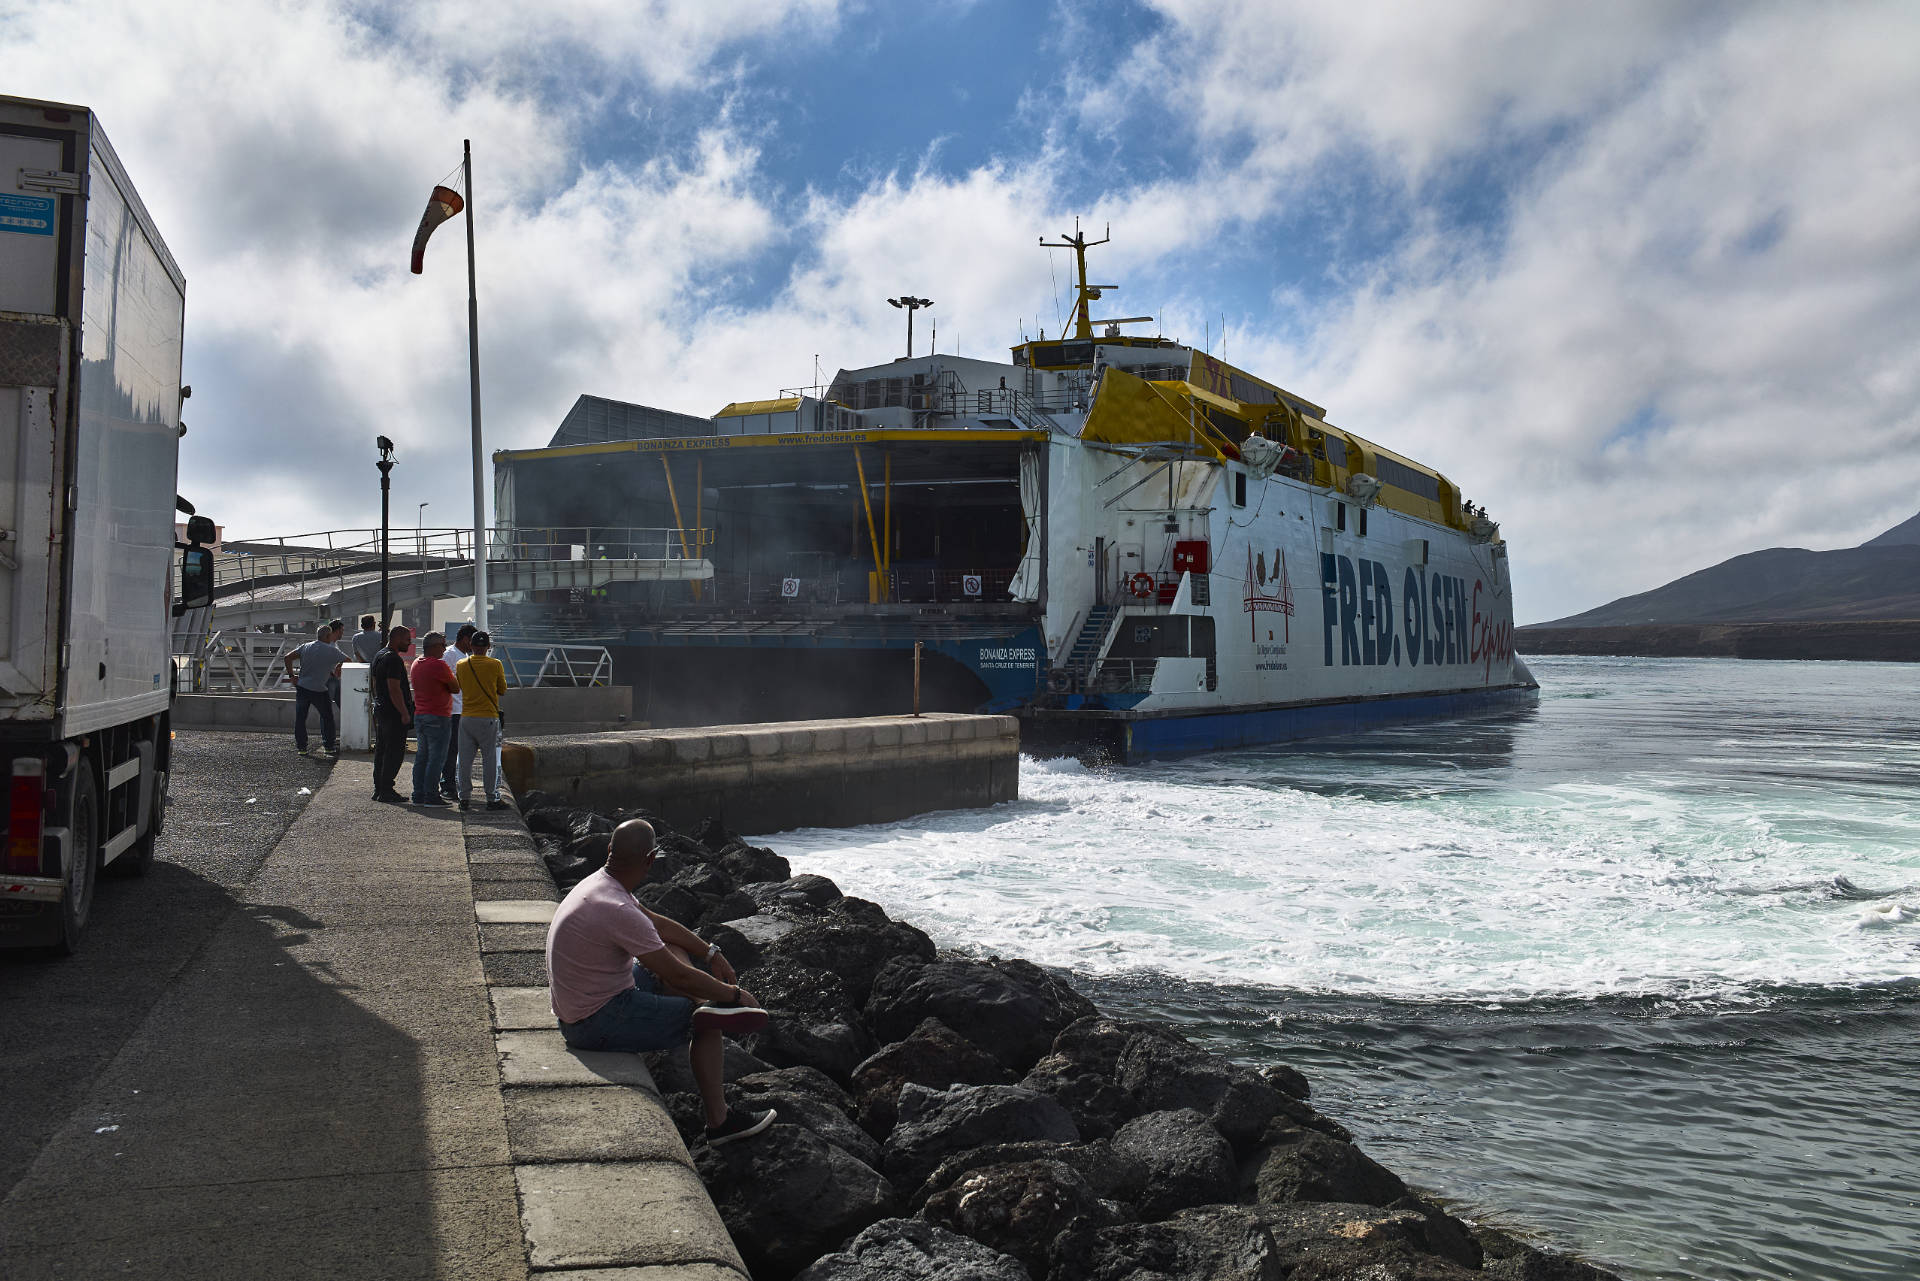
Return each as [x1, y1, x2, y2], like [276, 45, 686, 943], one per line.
[1038, 219, 1111, 340]
[886, 295, 934, 359]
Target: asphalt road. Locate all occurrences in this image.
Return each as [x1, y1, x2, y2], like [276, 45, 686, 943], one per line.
[0, 730, 337, 1199]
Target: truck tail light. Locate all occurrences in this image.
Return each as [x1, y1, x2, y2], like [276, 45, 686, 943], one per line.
[8, 759, 46, 875]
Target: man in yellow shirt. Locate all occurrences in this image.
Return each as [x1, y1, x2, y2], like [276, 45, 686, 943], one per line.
[454, 630, 510, 811]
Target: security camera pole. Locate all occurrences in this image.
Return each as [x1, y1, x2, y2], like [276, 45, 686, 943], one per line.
[377, 436, 396, 628]
[886, 295, 933, 359]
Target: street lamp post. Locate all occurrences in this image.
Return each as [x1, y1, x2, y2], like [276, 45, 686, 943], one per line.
[417, 502, 429, 557]
[886, 295, 933, 359]
[377, 436, 395, 630]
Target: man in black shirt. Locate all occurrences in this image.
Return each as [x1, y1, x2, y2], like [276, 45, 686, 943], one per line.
[370, 625, 414, 803]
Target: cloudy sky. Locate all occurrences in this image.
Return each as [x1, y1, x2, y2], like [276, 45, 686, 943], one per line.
[6, 0, 1917, 622]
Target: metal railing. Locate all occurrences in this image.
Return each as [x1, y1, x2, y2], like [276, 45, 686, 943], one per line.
[1089, 657, 1157, 694]
[689, 567, 1016, 607]
[185, 628, 296, 692]
[177, 627, 616, 693]
[494, 641, 613, 688]
[213, 526, 706, 601]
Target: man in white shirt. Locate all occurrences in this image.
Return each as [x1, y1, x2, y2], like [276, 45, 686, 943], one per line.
[439, 623, 474, 801]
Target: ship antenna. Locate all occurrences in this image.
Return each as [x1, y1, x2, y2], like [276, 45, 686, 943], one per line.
[1040, 219, 1111, 340]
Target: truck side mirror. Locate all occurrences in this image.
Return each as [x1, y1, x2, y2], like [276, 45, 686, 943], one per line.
[177, 546, 214, 610]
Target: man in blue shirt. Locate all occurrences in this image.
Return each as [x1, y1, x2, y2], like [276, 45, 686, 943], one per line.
[280, 623, 348, 756]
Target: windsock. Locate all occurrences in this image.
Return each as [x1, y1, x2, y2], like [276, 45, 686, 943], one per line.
[410, 184, 465, 274]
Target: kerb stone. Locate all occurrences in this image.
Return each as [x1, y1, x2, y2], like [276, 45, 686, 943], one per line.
[476, 899, 556, 924]
[518, 1161, 746, 1272]
[496, 1030, 658, 1090]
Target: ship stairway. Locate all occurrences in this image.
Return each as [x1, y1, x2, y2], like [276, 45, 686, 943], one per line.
[1006, 392, 1057, 435]
[1061, 605, 1115, 676]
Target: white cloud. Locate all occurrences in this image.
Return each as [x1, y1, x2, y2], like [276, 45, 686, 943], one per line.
[3, 0, 1915, 623]
[373, 0, 844, 93]
[1087, 1, 1920, 620]
[0, 0, 807, 535]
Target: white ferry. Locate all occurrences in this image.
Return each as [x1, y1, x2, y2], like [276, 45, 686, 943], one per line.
[490, 229, 1536, 760]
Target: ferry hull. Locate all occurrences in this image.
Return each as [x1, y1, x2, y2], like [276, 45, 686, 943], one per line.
[1022, 682, 1539, 763]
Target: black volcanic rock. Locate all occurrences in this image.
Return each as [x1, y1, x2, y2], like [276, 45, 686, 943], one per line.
[1109, 1109, 1237, 1220]
[718, 839, 792, 884]
[1049, 1202, 1484, 1281]
[851, 1017, 1012, 1138]
[738, 957, 877, 1082]
[883, 1083, 1079, 1195]
[765, 914, 938, 1006]
[1473, 1222, 1624, 1280]
[867, 957, 1096, 1074]
[921, 1158, 1118, 1276]
[696, 1124, 896, 1280]
[1243, 1127, 1408, 1207]
[794, 1218, 1031, 1281]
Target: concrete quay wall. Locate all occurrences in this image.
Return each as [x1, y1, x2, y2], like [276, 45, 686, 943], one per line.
[501, 713, 1020, 831]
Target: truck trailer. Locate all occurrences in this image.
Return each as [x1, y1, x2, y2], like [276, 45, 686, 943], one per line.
[0, 95, 212, 953]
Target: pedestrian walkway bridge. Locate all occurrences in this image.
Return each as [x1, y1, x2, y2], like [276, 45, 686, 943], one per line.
[208, 526, 709, 630]
[177, 526, 705, 693]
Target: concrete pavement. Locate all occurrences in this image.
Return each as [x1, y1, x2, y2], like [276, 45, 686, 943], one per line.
[0, 755, 524, 1280]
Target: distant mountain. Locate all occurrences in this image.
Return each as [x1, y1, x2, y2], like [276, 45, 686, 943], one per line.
[1536, 510, 1920, 626]
[1863, 510, 1920, 547]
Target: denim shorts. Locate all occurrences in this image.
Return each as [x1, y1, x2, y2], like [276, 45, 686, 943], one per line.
[558, 963, 694, 1053]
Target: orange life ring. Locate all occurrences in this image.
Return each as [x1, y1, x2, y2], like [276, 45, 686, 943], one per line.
[1128, 572, 1156, 599]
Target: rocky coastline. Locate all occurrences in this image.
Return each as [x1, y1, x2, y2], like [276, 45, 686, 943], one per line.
[522, 792, 1621, 1281]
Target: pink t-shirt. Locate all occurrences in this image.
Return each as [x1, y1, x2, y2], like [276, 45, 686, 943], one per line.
[409, 655, 456, 717]
[545, 869, 665, 1023]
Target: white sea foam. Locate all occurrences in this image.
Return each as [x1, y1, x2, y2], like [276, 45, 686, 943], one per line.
[755, 658, 1920, 1002]
[1854, 902, 1917, 929]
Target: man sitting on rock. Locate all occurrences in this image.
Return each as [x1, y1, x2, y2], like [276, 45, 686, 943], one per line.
[545, 818, 777, 1146]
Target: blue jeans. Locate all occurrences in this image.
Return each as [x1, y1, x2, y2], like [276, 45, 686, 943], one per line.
[293, 686, 336, 751]
[559, 964, 694, 1053]
[411, 714, 451, 802]
[440, 713, 461, 795]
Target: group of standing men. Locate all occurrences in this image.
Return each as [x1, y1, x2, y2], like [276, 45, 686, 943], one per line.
[282, 614, 511, 811]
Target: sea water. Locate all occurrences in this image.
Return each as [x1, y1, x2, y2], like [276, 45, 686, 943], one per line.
[759, 657, 1920, 1281]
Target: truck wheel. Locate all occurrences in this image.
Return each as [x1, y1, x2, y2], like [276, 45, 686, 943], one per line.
[109, 766, 164, 878]
[55, 768, 100, 955]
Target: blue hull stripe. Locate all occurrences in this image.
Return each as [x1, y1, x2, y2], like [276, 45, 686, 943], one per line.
[1118, 685, 1539, 760]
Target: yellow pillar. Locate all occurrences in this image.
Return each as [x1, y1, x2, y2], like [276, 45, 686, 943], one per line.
[691, 457, 704, 601]
[854, 446, 884, 602]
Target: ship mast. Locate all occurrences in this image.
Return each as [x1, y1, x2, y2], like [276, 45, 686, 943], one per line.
[1040, 220, 1111, 340]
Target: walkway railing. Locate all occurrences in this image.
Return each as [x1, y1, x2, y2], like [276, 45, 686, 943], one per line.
[494, 641, 613, 688]
[214, 526, 705, 601]
[175, 627, 617, 693]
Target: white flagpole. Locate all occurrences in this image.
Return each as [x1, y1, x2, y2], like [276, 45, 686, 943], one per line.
[463, 139, 488, 630]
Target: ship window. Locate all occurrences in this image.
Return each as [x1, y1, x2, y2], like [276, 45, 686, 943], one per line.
[1336, 502, 1347, 532]
[1358, 507, 1369, 537]
[1324, 435, 1349, 469]
[1233, 472, 1247, 507]
[1228, 373, 1278, 405]
[1375, 455, 1441, 502]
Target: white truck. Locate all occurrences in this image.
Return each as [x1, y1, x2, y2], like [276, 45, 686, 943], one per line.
[0, 96, 213, 953]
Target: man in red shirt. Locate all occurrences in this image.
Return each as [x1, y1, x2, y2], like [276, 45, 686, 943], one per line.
[545, 819, 776, 1145]
[408, 632, 460, 807]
